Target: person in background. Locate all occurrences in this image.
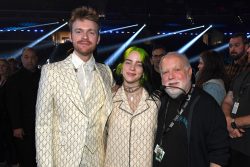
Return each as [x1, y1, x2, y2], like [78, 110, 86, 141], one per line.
[153, 52, 229, 167]
[104, 46, 160, 167]
[226, 33, 249, 88]
[0, 59, 10, 167]
[7, 58, 20, 75]
[222, 46, 250, 167]
[196, 50, 227, 105]
[247, 41, 250, 63]
[150, 45, 167, 91]
[35, 6, 114, 167]
[5, 48, 40, 167]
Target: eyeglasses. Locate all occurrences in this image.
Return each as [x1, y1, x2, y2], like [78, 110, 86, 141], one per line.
[152, 54, 164, 58]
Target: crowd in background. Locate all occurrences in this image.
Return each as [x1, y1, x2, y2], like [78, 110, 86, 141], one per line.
[0, 6, 250, 167]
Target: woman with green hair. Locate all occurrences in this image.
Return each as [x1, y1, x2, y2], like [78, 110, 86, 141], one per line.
[104, 46, 160, 167]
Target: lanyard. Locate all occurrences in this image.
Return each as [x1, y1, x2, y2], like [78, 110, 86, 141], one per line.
[159, 85, 195, 146]
[234, 71, 250, 102]
[231, 71, 250, 116]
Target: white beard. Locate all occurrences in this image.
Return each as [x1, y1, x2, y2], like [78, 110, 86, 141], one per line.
[164, 87, 184, 99]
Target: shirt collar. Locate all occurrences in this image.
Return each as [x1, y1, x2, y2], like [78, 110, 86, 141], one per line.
[72, 51, 96, 70]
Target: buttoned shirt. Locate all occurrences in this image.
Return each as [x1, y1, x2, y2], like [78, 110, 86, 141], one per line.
[72, 52, 95, 99]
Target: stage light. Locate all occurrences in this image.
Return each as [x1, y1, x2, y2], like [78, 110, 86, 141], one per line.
[10, 22, 67, 58]
[131, 25, 205, 46]
[0, 22, 59, 33]
[189, 34, 250, 64]
[178, 25, 212, 54]
[100, 24, 138, 34]
[104, 24, 146, 66]
[189, 56, 200, 64]
[99, 25, 205, 54]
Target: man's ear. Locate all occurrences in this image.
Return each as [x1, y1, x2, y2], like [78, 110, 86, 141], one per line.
[69, 33, 72, 42]
[97, 35, 100, 45]
[150, 58, 153, 65]
[188, 67, 192, 76]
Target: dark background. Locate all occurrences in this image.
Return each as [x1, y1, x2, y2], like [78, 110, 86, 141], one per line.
[0, 0, 249, 67]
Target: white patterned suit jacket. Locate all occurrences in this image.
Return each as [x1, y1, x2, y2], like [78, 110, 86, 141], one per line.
[35, 55, 113, 167]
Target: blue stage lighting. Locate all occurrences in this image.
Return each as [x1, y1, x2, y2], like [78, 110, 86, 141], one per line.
[189, 56, 200, 64]
[104, 24, 146, 66]
[189, 33, 250, 64]
[100, 24, 138, 34]
[10, 22, 67, 58]
[99, 25, 205, 54]
[0, 22, 59, 33]
[178, 25, 212, 54]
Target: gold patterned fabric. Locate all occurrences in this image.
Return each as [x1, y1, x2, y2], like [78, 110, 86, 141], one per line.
[104, 86, 160, 167]
[35, 55, 113, 167]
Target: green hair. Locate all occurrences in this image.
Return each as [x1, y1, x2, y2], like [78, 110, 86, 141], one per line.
[115, 46, 149, 85]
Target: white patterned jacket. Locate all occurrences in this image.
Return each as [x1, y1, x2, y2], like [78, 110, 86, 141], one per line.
[35, 55, 113, 167]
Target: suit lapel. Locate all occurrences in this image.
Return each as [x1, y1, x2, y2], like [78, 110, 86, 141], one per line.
[95, 64, 109, 97]
[95, 64, 113, 114]
[59, 56, 88, 117]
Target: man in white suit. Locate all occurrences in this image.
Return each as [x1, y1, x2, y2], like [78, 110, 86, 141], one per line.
[35, 6, 114, 167]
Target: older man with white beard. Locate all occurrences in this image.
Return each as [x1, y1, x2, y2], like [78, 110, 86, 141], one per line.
[153, 52, 230, 167]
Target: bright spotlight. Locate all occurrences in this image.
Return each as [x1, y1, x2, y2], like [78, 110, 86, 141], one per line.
[11, 22, 68, 58]
[100, 24, 138, 34]
[189, 56, 200, 64]
[99, 25, 205, 54]
[178, 25, 212, 53]
[0, 22, 60, 32]
[104, 24, 146, 66]
[129, 25, 205, 46]
[189, 34, 250, 64]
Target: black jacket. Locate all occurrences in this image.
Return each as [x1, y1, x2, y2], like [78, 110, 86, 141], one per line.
[154, 87, 230, 167]
[5, 68, 40, 133]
